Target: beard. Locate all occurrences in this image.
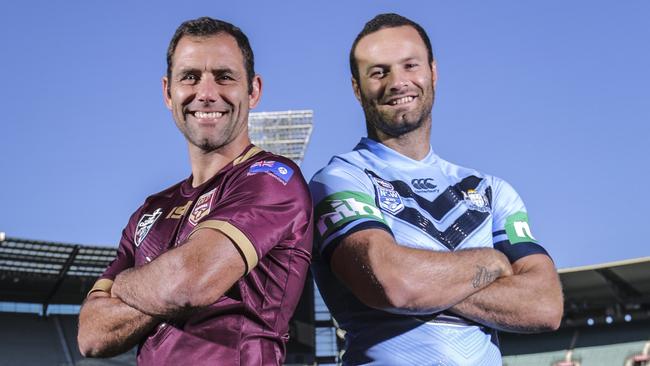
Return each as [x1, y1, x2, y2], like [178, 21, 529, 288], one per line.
[176, 116, 241, 154]
[360, 87, 434, 138]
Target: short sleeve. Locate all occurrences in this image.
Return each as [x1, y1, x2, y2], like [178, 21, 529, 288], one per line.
[88, 209, 140, 296]
[191, 159, 312, 274]
[491, 178, 550, 263]
[309, 162, 392, 264]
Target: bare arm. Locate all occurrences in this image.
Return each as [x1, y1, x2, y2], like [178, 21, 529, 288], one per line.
[330, 228, 513, 314]
[449, 253, 563, 333]
[111, 228, 246, 318]
[77, 288, 159, 357]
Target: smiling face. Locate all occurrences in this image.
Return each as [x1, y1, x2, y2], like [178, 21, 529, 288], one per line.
[352, 26, 436, 139]
[163, 33, 261, 153]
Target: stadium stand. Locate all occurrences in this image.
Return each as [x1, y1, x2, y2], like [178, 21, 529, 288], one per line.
[502, 257, 650, 366]
[1, 230, 648, 366]
[0, 234, 314, 365]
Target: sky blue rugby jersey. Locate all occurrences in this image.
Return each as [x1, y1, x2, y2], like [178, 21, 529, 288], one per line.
[310, 138, 549, 366]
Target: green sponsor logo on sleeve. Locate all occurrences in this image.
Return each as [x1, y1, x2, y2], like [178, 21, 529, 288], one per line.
[314, 191, 385, 240]
[504, 211, 537, 244]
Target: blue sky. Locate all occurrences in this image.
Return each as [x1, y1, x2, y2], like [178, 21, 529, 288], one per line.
[1, 0, 648, 269]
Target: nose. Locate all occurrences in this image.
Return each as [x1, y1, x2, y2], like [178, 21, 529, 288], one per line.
[387, 69, 409, 93]
[196, 77, 219, 103]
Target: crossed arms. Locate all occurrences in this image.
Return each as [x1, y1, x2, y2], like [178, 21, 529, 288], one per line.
[330, 228, 563, 333]
[77, 228, 246, 357]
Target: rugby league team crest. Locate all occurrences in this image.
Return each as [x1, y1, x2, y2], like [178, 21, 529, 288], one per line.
[463, 189, 490, 212]
[189, 188, 217, 226]
[371, 176, 405, 215]
[135, 208, 163, 246]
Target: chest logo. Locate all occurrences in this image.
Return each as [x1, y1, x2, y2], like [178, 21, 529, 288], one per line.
[411, 178, 438, 192]
[135, 208, 163, 247]
[166, 201, 193, 220]
[371, 176, 404, 215]
[462, 189, 490, 212]
[189, 189, 217, 226]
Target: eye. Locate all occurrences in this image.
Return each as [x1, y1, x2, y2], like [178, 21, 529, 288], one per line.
[370, 70, 385, 79]
[405, 63, 419, 70]
[217, 74, 235, 82]
[180, 73, 199, 84]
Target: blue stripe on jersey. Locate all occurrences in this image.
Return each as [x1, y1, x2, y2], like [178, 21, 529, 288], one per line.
[321, 220, 393, 264]
[493, 231, 508, 243]
[366, 170, 485, 221]
[393, 206, 490, 250]
[365, 170, 491, 250]
[494, 240, 550, 263]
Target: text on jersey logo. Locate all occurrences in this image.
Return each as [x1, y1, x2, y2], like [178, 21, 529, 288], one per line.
[314, 191, 386, 238]
[189, 189, 217, 226]
[166, 201, 193, 220]
[505, 211, 537, 244]
[370, 176, 404, 215]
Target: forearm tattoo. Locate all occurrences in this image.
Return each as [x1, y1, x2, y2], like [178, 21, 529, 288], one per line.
[472, 265, 501, 288]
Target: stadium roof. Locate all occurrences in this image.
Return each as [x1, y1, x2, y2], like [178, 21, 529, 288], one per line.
[2, 231, 649, 327]
[559, 257, 650, 326]
[0, 235, 113, 313]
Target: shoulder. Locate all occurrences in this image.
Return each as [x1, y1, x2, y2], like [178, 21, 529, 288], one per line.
[126, 179, 186, 223]
[222, 149, 311, 207]
[436, 155, 514, 190]
[141, 179, 186, 204]
[246, 150, 306, 187]
[311, 151, 373, 187]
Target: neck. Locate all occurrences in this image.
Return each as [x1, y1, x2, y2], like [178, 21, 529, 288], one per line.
[187, 136, 251, 187]
[371, 121, 432, 161]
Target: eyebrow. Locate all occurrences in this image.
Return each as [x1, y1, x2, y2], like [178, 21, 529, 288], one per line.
[175, 67, 241, 77]
[365, 57, 422, 71]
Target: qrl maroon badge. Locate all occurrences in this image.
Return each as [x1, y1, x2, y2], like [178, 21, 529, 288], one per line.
[189, 189, 216, 226]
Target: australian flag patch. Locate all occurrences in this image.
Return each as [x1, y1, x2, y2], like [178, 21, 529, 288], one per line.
[249, 160, 294, 184]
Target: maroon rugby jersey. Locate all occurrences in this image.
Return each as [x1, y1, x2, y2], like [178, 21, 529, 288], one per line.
[97, 145, 312, 365]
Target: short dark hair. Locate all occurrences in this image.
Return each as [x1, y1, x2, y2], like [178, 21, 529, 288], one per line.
[349, 13, 434, 83]
[166, 17, 255, 94]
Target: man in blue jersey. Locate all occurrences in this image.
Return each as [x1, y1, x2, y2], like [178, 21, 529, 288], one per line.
[310, 13, 564, 365]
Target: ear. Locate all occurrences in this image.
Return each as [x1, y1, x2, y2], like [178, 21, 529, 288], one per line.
[162, 77, 172, 110]
[248, 74, 263, 109]
[430, 60, 438, 88]
[352, 77, 362, 103]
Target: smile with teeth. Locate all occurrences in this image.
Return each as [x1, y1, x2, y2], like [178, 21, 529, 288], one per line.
[194, 111, 224, 119]
[389, 96, 415, 105]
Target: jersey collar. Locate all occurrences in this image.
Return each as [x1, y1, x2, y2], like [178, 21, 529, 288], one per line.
[357, 137, 438, 167]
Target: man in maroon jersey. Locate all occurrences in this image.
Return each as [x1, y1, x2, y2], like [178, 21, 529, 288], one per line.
[77, 17, 313, 365]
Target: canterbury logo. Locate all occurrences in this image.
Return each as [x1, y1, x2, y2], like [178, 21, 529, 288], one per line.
[411, 178, 437, 191]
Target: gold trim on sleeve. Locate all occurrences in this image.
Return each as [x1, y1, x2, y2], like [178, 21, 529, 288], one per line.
[87, 278, 114, 297]
[191, 220, 259, 274]
[233, 146, 262, 166]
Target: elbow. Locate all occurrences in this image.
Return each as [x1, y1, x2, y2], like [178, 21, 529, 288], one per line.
[541, 303, 564, 331]
[77, 331, 107, 358]
[533, 309, 562, 332]
[533, 296, 564, 332]
[77, 333, 92, 358]
[78, 314, 101, 357]
[545, 289, 565, 331]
